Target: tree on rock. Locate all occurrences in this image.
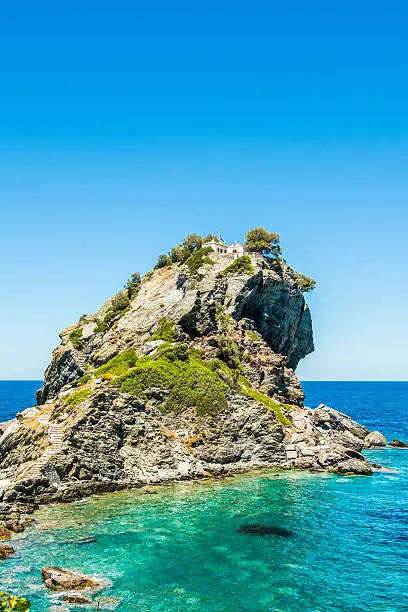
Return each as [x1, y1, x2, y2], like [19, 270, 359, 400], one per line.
[245, 227, 281, 257]
[182, 233, 203, 254]
[155, 254, 172, 269]
[125, 272, 141, 298]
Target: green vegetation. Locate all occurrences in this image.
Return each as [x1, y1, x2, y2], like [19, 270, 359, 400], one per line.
[214, 334, 242, 370]
[94, 348, 138, 378]
[94, 292, 130, 334]
[245, 227, 281, 258]
[125, 272, 141, 299]
[185, 246, 215, 274]
[64, 388, 93, 407]
[155, 254, 172, 269]
[119, 349, 230, 416]
[202, 233, 217, 243]
[0, 592, 30, 611]
[293, 271, 316, 292]
[69, 327, 83, 349]
[81, 337, 291, 425]
[149, 317, 177, 342]
[239, 377, 292, 426]
[73, 374, 91, 387]
[155, 232, 219, 269]
[246, 330, 262, 342]
[221, 254, 254, 276]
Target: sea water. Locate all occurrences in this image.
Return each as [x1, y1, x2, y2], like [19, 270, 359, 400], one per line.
[0, 381, 407, 611]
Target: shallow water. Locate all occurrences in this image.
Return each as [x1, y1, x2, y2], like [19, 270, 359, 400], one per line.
[1, 381, 407, 611]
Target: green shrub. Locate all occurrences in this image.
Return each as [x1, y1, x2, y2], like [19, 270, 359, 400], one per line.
[221, 255, 254, 276]
[149, 317, 177, 342]
[125, 272, 141, 299]
[73, 374, 91, 387]
[155, 254, 172, 269]
[0, 592, 30, 611]
[69, 328, 83, 349]
[153, 342, 189, 362]
[94, 348, 138, 378]
[214, 334, 242, 370]
[64, 388, 93, 407]
[118, 350, 230, 416]
[239, 377, 291, 426]
[94, 292, 131, 334]
[293, 272, 316, 292]
[246, 330, 262, 342]
[185, 246, 215, 274]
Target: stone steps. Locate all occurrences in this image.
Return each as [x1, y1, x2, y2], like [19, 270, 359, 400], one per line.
[17, 423, 65, 481]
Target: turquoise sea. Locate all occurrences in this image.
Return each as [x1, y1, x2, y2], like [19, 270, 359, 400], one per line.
[0, 381, 407, 611]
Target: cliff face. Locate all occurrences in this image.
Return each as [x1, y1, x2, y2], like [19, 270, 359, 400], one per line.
[37, 253, 313, 405]
[0, 252, 376, 505]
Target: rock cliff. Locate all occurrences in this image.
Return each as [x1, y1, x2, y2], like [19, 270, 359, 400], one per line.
[0, 251, 377, 505]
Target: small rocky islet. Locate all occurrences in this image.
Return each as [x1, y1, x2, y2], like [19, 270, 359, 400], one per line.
[0, 229, 404, 607]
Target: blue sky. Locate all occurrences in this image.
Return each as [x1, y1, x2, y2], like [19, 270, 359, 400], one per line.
[0, 1, 407, 380]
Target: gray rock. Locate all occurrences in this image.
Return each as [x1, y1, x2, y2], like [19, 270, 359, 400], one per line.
[364, 431, 386, 448]
[42, 566, 103, 591]
[336, 459, 373, 475]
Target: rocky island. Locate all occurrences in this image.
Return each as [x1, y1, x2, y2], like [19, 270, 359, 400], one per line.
[0, 229, 386, 507]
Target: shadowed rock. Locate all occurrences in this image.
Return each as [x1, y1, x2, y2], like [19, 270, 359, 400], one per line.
[389, 440, 408, 448]
[237, 524, 293, 536]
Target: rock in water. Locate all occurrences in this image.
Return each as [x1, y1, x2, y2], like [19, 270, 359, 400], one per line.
[0, 543, 16, 558]
[389, 440, 408, 448]
[0, 244, 387, 505]
[237, 524, 293, 536]
[62, 593, 93, 605]
[42, 566, 102, 591]
[364, 431, 387, 448]
[336, 459, 373, 475]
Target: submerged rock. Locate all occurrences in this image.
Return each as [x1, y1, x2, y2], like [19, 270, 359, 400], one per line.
[62, 593, 93, 605]
[237, 524, 293, 536]
[389, 440, 408, 448]
[42, 566, 103, 591]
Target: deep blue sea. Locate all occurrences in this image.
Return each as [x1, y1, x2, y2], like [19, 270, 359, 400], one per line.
[0, 381, 407, 611]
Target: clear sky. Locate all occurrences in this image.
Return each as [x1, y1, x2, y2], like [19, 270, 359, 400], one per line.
[1, 0, 407, 381]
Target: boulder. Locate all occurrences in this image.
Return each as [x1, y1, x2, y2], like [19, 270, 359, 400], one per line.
[5, 519, 25, 533]
[364, 431, 386, 448]
[42, 566, 102, 591]
[0, 525, 11, 540]
[337, 459, 373, 475]
[0, 543, 15, 558]
[389, 439, 408, 448]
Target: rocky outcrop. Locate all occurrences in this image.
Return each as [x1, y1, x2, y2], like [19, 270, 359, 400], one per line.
[0, 544, 15, 558]
[389, 439, 408, 448]
[0, 251, 384, 506]
[42, 566, 103, 591]
[364, 431, 387, 448]
[36, 254, 313, 404]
